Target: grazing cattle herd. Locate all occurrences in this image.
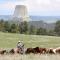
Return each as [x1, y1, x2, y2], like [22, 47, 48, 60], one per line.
[0, 47, 60, 55]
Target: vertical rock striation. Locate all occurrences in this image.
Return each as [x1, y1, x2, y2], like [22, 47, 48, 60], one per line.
[13, 5, 29, 22]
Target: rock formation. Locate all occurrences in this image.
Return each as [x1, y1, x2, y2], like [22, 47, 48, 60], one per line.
[13, 5, 29, 22]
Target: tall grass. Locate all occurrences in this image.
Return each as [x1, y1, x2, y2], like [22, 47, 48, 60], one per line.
[0, 54, 60, 60]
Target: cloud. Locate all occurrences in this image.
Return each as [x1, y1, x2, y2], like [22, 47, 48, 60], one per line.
[0, 0, 26, 15]
[23, 0, 60, 15]
[1, 0, 25, 2]
[0, 0, 60, 15]
[0, 0, 26, 10]
[0, 3, 14, 10]
[25, 0, 60, 11]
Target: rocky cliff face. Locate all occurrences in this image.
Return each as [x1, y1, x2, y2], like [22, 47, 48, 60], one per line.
[13, 5, 29, 22]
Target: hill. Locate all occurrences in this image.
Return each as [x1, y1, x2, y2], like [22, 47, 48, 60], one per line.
[29, 21, 55, 30]
[0, 15, 57, 30]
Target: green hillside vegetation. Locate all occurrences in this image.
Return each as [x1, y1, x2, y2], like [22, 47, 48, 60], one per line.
[1, 19, 60, 36]
[0, 32, 60, 48]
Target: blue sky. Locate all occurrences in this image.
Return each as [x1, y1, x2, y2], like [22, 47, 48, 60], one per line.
[0, 0, 60, 16]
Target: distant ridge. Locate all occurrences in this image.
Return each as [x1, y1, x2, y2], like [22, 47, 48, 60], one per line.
[0, 15, 60, 23]
[28, 21, 55, 30]
[30, 16, 60, 23]
[0, 15, 12, 20]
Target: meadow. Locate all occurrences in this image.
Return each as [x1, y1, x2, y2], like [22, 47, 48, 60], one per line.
[0, 32, 60, 48]
[0, 32, 60, 60]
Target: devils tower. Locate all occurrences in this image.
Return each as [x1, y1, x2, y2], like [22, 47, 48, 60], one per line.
[13, 5, 29, 22]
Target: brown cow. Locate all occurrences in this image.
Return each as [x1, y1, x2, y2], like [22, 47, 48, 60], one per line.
[39, 48, 47, 54]
[25, 47, 41, 54]
[25, 47, 47, 54]
[0, 50, 6, 55]
[9, 49, 15, 54]
[16, 48, 22, 54]
[8, 48, 22, 54]
[55, 47, 60, 54]
[33, 47, 40, 54]
[14, 48, 24, 54]
[47, 48, 56, 54]
[25, 48, 34, 54]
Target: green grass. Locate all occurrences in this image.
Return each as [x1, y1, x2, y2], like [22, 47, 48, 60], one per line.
[0, 32, 60, 48]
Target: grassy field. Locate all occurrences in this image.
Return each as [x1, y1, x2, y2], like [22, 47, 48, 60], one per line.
[0, 32, 60, 60]
[0, 32, 60, 48]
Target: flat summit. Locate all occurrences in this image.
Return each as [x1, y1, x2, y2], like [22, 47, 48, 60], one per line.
[13, 5, 29, 22]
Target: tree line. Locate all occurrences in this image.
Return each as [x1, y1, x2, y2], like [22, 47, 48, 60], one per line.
[0, 19, 60, 36]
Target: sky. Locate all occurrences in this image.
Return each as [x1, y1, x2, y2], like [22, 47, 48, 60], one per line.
[0, 0, 60, 16]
